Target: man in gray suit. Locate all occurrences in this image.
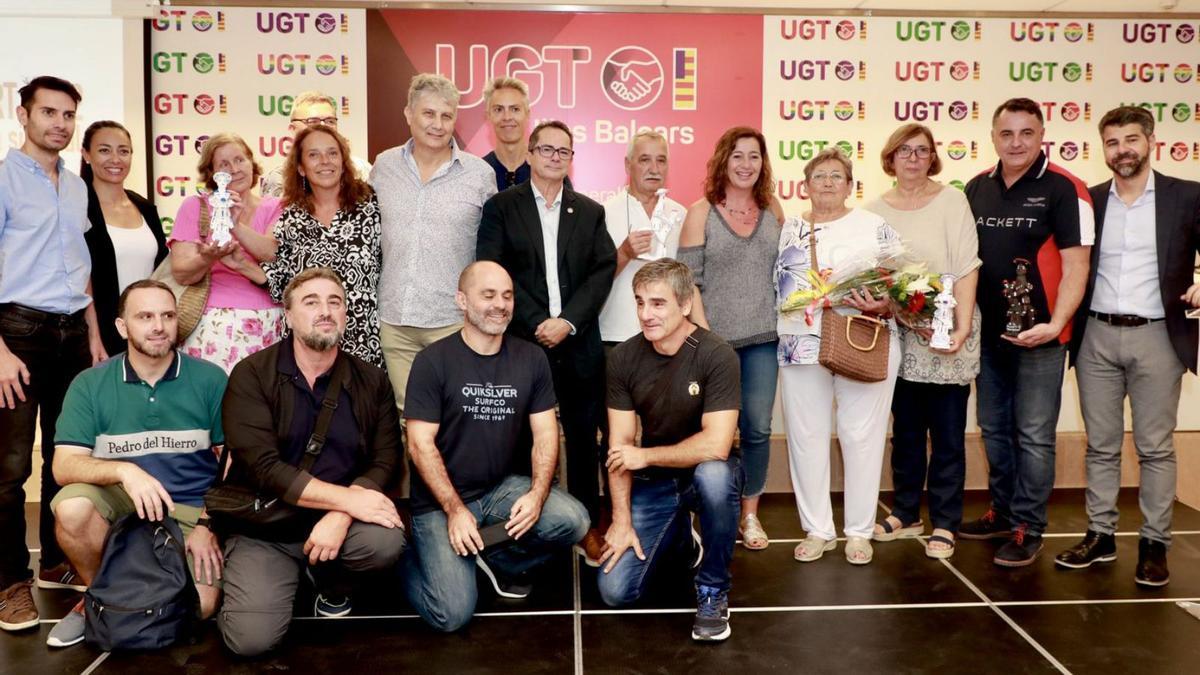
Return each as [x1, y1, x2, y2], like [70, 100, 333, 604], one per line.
[1057, 105, 1200, 587]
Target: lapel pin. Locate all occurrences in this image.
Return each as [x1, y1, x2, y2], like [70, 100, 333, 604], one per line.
[567, 207, 574, 214]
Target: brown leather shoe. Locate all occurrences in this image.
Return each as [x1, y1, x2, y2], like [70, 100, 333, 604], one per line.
[0, 580, 39, 631]
[38, 562, 87, 592]
[574, 528, 605, 568]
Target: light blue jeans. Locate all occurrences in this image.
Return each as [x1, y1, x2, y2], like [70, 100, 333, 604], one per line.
[737, 340, 778, 498]
[402, 475, 589, 632]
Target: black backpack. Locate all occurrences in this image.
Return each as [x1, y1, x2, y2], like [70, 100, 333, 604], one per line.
[84, 515, 198, 650]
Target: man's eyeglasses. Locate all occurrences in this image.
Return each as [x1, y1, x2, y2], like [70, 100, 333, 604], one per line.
[533, 145, 574, 160]
[292, 116, 338, 127]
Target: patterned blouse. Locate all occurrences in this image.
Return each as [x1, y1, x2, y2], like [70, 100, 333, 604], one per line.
[774, 208, 901, 367]
[262, 194, 384, 367]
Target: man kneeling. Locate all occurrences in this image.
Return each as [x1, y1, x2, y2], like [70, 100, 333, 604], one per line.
[48, 280, 228, 648]
[216, 268, 405, 656]
[403, 261, 589, 632]
[599, 259, 742, 641]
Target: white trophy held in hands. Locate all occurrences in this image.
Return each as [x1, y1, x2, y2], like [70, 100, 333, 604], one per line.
[207, 171, 235, 247]
[635, 188, 682, 261]
[929, 274, 957, 350]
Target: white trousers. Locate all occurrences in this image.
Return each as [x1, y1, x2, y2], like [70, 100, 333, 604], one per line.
[780, 336, 899, 540]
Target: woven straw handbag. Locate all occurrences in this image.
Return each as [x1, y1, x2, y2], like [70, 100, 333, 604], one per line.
[807, 223, 890, 383]
[150, 200, 212, 342]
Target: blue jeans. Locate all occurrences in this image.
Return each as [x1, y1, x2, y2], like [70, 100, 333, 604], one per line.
[737, 341, 778, 498]
[598, 455, 742, 606]
[976, 341, 1066, 536]
[890, 379, 970, 532]
[403, 475, 589, 632]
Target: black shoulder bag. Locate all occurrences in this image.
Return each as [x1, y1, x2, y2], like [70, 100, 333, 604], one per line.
[204, 356, 349, 534]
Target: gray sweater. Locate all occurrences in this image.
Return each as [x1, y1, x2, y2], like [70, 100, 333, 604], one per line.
[678, 205, 781, 348]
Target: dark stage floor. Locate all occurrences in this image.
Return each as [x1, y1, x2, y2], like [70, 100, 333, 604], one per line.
[4, 488, 1199, 674]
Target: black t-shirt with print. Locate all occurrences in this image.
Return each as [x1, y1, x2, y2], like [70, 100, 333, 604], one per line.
[405, 333, 556, 515]
[606, 326, 741, 480]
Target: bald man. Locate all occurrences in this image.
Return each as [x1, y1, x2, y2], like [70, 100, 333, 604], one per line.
[401, 261, 588, 631]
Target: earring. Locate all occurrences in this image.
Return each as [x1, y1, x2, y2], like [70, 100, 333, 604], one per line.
[302, 175, 309, 192]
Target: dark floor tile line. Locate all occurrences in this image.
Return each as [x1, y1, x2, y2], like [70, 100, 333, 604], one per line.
[916, 535, 1072, 674]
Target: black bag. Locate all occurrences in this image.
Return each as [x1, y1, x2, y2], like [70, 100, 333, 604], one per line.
[84, 515, 197, 651]
[204, 356, 348, 535]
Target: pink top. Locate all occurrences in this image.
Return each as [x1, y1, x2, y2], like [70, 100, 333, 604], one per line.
[168, 195, 282, 311]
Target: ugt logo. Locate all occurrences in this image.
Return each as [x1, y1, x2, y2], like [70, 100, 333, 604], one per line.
[601, 47, 664, 111]
[895, 20, 980, 42]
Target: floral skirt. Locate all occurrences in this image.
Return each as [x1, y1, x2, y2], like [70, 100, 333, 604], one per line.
[182, 307, 286, 374]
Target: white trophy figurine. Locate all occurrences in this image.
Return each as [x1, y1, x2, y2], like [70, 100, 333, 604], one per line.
[637, 188, 682, 261]
[207, 171, 235, 247]
[929, 274, 957, 350]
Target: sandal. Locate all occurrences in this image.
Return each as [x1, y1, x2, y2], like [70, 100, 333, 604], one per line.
[925, 530, 956, 560]
[793, 535, 836, 562]
[739, 513, 769, 550]
[873, 516, 924, 542]
[845, 536, 874, 565]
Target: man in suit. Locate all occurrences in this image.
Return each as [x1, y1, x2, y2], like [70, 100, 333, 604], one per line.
[1056, 106, 1200, 587]
[477, 120, 616, 562]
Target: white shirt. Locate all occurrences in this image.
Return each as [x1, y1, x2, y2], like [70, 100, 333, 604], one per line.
[1091, 172, 1164, 318]
[598, 188, 685, 342]
[534, 185, 565, 319]
[107, 219, 159, 293]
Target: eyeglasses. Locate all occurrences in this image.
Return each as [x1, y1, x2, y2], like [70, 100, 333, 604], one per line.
[896, 145, 932, 159]
[533, 144, 574, 160]
[809, 172, 847, 183]
[292, 116, 338, 127]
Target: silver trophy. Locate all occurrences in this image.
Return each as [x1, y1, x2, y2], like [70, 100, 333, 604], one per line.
[929, 274, 956, 350]
[207, 171, 235, 247]
[636, 188, 682, 261]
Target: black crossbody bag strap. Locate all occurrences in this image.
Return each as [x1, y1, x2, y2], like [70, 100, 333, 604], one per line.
[646, 331, 701, 419]
[299, 355, 349, 472]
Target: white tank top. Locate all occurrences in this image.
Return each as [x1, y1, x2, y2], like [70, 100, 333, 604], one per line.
[108, 219, 158, 293]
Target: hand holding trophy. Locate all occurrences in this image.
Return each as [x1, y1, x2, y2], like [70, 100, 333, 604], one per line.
[929, 274, 957, 350]
[207, 171, 235, 247]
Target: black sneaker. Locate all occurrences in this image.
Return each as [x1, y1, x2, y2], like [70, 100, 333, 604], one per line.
[1135, 538, 1169, 587]
[475, 556, 532, 599]
[691, 585, 730, 642]
[1055, 530, 1116, 569]
[959, 508, 1011, 540]
[994, 524, 1043, 567]
[314, 592, 352, 618]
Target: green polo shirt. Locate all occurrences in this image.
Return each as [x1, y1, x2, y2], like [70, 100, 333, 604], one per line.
[55, 351, 227, 506]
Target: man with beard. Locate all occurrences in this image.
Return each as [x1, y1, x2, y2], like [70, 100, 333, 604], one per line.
[45, 280, 227, 647]
[1, 76, 108, 632]
[216, 268, 405, 656]
[1056, 106, 1200, 587]
[402, 261, 588, 632]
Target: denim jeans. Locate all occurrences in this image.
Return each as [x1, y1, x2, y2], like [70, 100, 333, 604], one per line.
[0, 304, 91, 587]
[889, 379, 970, 532]
[402, 475, 589, 632]
[736, 341, 778, 498]
[597, 455, 742, 606]
[976, 341, 1066, 536]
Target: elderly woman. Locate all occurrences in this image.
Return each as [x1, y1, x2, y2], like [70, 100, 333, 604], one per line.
[260, 124, 383, 367]
[865, 124, 980, 559]
[80, 120, 169, 356]
[678, 127, 784, 550]
[169, 133, 282, 373]
[776, 147, 900, 565]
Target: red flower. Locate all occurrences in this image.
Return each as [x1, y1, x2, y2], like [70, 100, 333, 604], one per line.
[908, 291, 926, 314]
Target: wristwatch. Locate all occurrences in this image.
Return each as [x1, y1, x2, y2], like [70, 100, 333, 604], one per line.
[196, 516, 212, 530]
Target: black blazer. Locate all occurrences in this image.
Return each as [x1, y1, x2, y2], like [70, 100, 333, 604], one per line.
[85, 186, 169, 356]
[1070, 171, 1200, 372]
[477, 181, 616, 378]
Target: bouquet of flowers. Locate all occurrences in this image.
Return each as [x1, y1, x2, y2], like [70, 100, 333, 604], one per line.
[779, 243, 943, 327]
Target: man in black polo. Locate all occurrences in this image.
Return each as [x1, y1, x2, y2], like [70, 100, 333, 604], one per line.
[961, 97, 1094, 567]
